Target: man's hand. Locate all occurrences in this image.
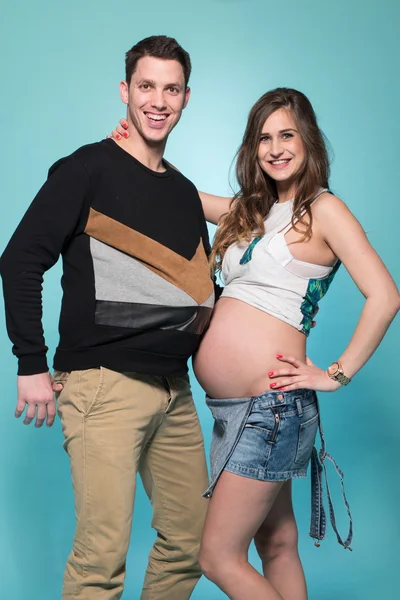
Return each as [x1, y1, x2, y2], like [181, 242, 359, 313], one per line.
[16, 372, 63, 428]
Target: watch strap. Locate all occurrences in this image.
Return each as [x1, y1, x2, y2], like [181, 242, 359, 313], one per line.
[328, 362, 351, 386]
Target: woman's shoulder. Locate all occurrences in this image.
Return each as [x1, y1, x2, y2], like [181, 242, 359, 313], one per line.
[311, 191, 362, 239]
[312, 191, 350, 220]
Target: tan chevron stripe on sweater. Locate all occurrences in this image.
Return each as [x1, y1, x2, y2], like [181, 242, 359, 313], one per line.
[85, 208, 213, 304]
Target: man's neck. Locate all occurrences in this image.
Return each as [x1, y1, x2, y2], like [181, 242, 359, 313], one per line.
[115, 125, 167, 172]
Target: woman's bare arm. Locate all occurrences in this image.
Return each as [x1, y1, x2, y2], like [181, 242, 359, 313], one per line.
[314, 193, 399, 378]
[270, 193, 399, 392]
[198, 192, 232, 225]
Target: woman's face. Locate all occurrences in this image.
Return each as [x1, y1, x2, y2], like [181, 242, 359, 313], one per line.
[257, 108, 305, 187]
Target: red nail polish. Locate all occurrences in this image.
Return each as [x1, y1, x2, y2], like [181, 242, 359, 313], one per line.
[268, 371, 274, 377]
[278, 387, 285, 390]
[123, 132, 128, 138]
[276, 354, 283, 359]
[270, 383, 276, 388]
[116, 134, 121, 139]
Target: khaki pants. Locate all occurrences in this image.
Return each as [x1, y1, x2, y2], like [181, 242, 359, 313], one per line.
[55, 367, 209, 599]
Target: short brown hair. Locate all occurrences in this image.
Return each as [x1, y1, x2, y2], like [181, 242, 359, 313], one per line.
[125, 35, 192, 86]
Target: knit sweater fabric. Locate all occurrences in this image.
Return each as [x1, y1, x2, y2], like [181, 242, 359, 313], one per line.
[0, 139, 215, 376]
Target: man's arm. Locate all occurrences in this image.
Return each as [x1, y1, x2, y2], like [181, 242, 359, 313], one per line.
[0, 156, 90, 426]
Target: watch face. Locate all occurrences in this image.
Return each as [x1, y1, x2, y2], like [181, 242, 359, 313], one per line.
[328, 363, 339, 376]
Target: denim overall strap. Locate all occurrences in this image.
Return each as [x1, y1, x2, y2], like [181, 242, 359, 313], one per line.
[309, 412, 353, 550]
[310, 447, 327, 543]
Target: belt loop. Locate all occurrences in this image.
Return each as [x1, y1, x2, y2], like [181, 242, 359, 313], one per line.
[296, 397, 303, 417]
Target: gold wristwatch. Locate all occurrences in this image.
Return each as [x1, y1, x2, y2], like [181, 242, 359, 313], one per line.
[327, 361, 351, 386]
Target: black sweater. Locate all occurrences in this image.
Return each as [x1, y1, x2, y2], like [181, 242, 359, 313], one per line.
[0, 140, 215, 376]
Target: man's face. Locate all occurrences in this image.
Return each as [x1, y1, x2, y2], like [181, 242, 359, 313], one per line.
[120, 56, 190, 146]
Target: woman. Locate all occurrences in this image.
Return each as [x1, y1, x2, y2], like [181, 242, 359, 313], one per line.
[111, 88, 399, 600]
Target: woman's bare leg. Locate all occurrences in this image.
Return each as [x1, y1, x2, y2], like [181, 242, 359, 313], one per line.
[254, 481, 307, 600]
[199, 470, 284, 600]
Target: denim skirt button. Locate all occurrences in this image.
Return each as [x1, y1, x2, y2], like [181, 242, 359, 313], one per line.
[277, 394, 284, 401]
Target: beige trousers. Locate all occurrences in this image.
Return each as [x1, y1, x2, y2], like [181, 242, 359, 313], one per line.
[55, 367, 209, 600]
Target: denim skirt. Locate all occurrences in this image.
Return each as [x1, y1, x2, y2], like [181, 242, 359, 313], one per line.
[227, 388, 318, 480]
[202, 387, 353, 550]
[203, 388, 318, 496]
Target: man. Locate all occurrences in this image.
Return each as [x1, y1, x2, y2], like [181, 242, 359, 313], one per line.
[0, 36, 215, 600]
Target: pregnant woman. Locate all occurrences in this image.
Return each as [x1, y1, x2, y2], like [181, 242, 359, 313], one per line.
[111, 88, 399, 600]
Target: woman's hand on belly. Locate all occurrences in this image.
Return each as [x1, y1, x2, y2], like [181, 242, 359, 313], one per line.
[268, 355, 341, 392]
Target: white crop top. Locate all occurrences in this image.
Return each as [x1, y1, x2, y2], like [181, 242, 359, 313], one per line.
[221, 191, 340, 335]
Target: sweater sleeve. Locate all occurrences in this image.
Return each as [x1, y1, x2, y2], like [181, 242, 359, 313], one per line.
[0, 156, 90, 375]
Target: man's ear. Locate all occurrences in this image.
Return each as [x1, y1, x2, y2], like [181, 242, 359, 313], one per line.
[120, 80, 129, 105]
[183, 86, 191, 110]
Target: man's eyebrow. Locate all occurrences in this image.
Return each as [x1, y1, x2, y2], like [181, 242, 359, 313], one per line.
[136, 78, 156, 86]
[164, 82, 183, 89]
[135, 79, 183, 89]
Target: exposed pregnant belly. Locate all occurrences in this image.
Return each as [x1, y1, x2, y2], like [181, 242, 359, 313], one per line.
[193, 298, 307, 398]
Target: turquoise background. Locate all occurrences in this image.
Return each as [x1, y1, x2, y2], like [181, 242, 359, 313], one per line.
[1, 1, 399, 598]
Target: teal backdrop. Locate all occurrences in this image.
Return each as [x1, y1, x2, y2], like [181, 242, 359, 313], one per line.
[1, 1, 399, 598]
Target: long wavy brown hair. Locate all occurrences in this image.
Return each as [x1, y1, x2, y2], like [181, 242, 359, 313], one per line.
[210, 88, 331, 273]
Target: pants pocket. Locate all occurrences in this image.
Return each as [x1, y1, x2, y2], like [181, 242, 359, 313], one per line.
[53, 370, 71, 403]
[295, 411, 319, 465]
[76, 367, 105, 416]
[56, 368, 105, 416]
[245, 405, 280, 443]
[53, 370, 71, 384]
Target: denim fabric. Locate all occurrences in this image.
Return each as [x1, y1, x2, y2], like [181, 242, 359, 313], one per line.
[203, 389, 317, 495]
[203, 388, 353, 549]
[309, 420, 353, 550]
